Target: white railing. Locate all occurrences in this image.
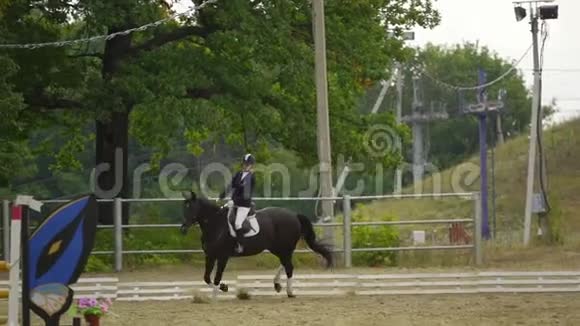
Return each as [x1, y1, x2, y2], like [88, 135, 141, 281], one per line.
[3, 271, 579, 302]
[1, 192, 483, 272]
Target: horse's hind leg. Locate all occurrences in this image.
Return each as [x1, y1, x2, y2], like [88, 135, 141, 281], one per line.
[280, 254, 295, 298]
[273, 265, 284, 293]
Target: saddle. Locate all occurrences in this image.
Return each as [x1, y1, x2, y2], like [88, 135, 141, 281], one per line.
[226, 202, 260, 238]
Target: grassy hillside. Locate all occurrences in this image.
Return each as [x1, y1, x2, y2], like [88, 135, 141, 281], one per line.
[356, 117, 580, 266]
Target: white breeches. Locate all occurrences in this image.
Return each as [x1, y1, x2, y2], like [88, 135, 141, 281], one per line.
[235, 207, 250, 230]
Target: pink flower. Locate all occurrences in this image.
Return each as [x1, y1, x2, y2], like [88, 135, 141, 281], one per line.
[78, 298, 93, 309]
[78, 297, 101, 309]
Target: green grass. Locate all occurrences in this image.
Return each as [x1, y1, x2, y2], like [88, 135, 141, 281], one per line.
[358, 117, 580, 267]
[85, 118, 580, 272]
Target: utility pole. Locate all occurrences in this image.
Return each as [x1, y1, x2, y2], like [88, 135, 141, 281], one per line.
[312, 0, 334, 240]
[477, 69, 491, 240]
[523, 6, 541, 246]
[394, 63, 404, 195]
[496, 113, 505, 145]
[411, 75, 424, 188]
[371, 75, 396, 115]
[512, 0, 558, 246]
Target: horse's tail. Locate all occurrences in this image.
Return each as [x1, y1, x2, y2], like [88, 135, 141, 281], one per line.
[297, 214, 334, 268]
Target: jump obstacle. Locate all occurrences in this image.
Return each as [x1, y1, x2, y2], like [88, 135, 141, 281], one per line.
[0, 203, 23, 326]
[1, 194, 99, 326]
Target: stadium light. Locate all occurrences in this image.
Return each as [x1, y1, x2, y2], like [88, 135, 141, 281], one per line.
[539, 5, 558, 19]
[514, 6, 527, 21]
[512, 0, 559, 246]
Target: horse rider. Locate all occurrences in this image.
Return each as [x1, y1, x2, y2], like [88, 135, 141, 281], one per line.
[219, 153, 256, 253]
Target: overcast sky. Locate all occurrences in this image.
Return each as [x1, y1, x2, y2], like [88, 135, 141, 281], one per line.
[412, 0, 579, 124]
[177, 0, 579, 124]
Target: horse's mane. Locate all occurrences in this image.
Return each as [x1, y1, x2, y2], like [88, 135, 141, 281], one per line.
[196, 196, 224, 213]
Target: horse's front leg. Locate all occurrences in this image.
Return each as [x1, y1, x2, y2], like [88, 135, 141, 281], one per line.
[204, 255, 216, 285]
[213, 256, 230, 298]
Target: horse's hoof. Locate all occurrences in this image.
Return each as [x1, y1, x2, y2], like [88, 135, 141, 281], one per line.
[220, 283, 229, 292]
[287, 294, 296, 298]
[274, 283, 282, 293]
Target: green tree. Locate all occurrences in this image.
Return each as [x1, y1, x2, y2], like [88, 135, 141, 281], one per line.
[363, 42, 535, 171]
[1, 0, 440, 222]
[0, 54, 33, 187]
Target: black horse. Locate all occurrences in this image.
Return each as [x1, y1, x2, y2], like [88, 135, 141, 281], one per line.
[179, 191, 333, 298]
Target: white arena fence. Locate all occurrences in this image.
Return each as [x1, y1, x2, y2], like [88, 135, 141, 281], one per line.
[2, 271, 579, 302]
[1, 192, 483, 271]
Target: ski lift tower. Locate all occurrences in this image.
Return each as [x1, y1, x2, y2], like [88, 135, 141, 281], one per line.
[401, 71, 449, 189]
[462, 69, 505, 240]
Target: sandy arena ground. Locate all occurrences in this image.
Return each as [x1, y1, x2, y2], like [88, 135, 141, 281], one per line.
[4, 265, 580, 325]
[106, 293, 580, 326]
[96, 266, 580, 326]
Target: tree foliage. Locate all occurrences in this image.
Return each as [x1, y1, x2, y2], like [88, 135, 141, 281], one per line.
[360, 42, 536, 171]
[0, 0, 440, 202]
[417, 42, 535, 169]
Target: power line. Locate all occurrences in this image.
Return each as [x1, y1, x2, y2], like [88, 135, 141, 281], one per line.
[0, 0, 217, 49]
[523, 68, 580, 72]
[553, 98, 580, 102]
[416, 43, 533, 91]
[555, 108, 580, 111]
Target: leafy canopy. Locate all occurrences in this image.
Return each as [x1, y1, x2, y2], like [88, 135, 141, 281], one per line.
[0, 0, 440, 186]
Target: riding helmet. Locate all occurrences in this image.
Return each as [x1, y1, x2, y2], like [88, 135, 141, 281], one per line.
[242, 153, 256, 165]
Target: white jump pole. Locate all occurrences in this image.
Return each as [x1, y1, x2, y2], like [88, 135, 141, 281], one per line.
[8, 205, 22, 326]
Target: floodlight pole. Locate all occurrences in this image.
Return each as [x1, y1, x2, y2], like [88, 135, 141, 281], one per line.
[523, 7, 541, 246]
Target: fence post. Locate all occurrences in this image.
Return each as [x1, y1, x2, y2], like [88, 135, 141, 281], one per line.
[342, 195, 352, 268]
[473, 193, 483, 265]
[2, 200, 9, 261]
[114, 198, 123, 272]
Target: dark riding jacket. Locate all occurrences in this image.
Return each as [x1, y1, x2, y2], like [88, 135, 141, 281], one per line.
[219, 171, 256, 207]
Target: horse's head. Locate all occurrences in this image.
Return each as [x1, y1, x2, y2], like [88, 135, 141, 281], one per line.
[180, 191, 224, 235]
[180, 191, 201, 235]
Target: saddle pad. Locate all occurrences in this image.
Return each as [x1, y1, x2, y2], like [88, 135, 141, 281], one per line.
[227, 207, 260, 238]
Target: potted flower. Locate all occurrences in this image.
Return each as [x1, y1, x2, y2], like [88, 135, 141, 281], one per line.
[71, 297, 112, 326]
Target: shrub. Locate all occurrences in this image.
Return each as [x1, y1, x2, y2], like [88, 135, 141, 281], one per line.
[350, 204, 400, 267]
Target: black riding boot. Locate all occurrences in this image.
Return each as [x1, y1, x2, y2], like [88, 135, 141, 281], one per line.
[235, 229, 244, 253]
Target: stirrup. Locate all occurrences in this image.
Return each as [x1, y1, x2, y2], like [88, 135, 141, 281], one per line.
[235, 243, 243, 253]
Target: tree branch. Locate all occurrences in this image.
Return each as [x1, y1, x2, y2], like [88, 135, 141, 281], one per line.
[185, 87, 220, 100]
[129, 25, 213, 55]
[68, 53, 103, 60]
[25, 95, 83, 112]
